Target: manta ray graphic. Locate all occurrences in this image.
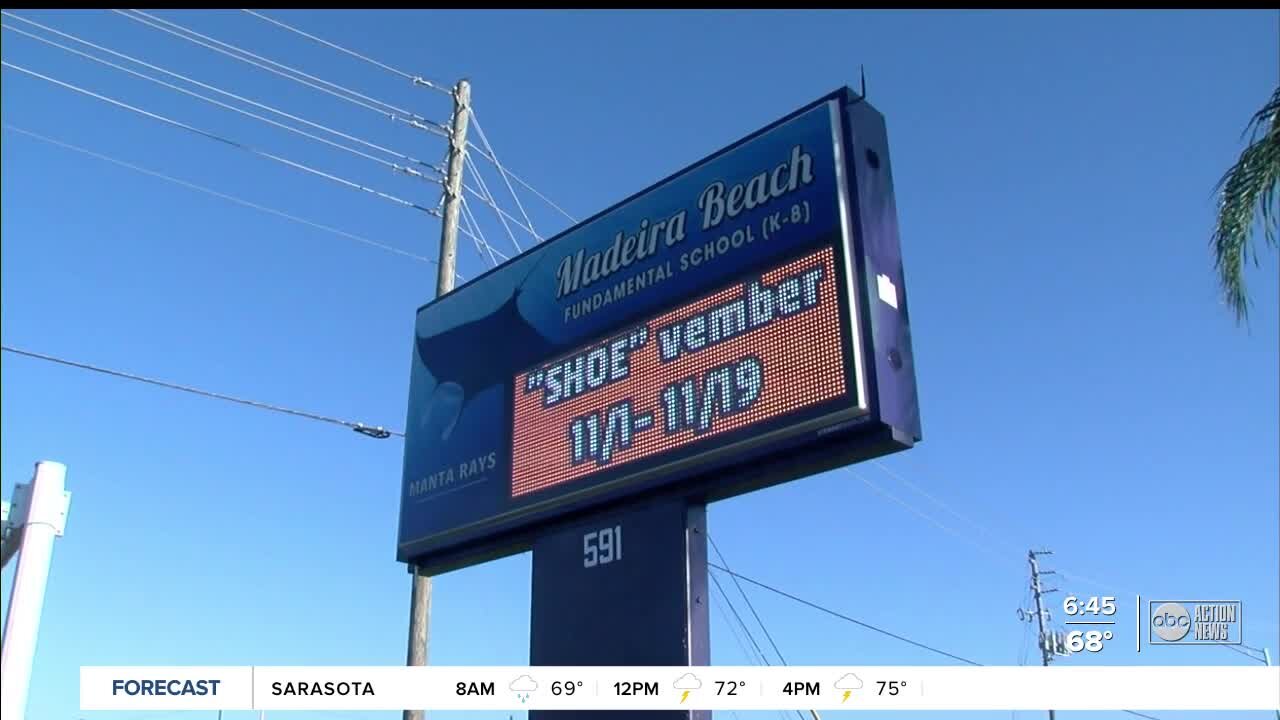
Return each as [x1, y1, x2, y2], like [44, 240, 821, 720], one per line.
[413, 261, 559, 442]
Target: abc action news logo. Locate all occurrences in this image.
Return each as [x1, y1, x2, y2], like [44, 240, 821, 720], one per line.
[1149, 600, 1243, 645]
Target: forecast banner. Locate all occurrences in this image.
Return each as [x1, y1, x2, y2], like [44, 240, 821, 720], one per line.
[81, 666, 1280, 712]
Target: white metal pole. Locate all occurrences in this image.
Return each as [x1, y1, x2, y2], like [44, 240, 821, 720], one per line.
[1264, 649, 1279, 720]
[1, 461, 71, 720]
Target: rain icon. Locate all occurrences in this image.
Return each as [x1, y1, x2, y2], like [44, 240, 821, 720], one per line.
[510, 675, 538, 704]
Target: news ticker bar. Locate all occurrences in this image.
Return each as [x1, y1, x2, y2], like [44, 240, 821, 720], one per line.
[82, 666, 1280, 712]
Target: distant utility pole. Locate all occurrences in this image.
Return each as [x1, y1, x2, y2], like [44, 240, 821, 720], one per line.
[1028, 549, 1058, 720]
[404, 77, 470, 720]
[1, 461, 72, 720]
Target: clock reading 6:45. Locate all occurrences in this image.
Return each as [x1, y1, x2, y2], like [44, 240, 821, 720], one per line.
[1063, 595, 1116, 616]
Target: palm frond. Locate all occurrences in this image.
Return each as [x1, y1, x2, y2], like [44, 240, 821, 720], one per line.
[1243, 84, 1280, 143]
[1211, 84, 1280, 325]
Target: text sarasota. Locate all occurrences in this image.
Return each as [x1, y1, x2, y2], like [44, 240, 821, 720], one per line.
[271, 681, 375, 696]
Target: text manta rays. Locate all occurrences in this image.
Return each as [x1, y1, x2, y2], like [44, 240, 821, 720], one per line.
[554, 144, 817, 302]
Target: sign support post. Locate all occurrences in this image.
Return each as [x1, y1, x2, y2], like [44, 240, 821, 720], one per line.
[530, 499, 710, 720]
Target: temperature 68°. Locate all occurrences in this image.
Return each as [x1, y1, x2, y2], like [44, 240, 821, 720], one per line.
[1066, 629, 1112, 652]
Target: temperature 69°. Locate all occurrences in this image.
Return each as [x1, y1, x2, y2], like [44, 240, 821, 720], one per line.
[551, 681, 583, 696]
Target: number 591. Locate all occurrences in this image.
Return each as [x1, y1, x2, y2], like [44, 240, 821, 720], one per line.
[584, 525, 622, 568]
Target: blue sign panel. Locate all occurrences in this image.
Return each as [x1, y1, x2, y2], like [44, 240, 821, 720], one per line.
[399, 88, 921, 571]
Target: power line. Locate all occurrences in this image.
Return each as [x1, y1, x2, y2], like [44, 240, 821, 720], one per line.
[466, 144, 528, 249]
[710, 581, 760, 666]
[468, 109, 537, 240]
[460, 195, 505, 267]
[707, 535, 790, 666]
[865, 463, 1134, 595]
[1017, 583, 1034, 667]
[239, 9, 450, 94]
[123, 8, 437, 125]
[708, 537, 805, 720]
[461, 194, 511, 262]
[451, 212, 491, 257]
[462, 174, 540, 243]
[709, 580, 792, 720]
[708, 567, 773, 667]
[467, 139, 577, 225]
[852, 467, 1017, 566]
[465, 151, 523, 252]
[2, 124, 447, 269]
[0, 23, 442, 185]
[1216, 641, 1265, 662]
[873, 459, 1020, 549]
[0, 61, 437, 215]
[864, 469, 1181, 720]
[0, 11, 439, 174]
[458, 204, 493, 266]
[1, 346, 400, 439]
[707, 561, 984, 666]
[869, 461, 1143, 598]
[710, 561, 1168, 720]
[112, 9, 448, 138]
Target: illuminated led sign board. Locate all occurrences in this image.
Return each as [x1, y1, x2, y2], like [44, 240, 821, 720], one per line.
[399, 88, 921, 572]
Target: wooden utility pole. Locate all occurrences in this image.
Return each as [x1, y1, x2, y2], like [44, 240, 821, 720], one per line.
[1028, 549, 1056, 720]
[404, 77, 470, 720]
[434, 79, 470, 299]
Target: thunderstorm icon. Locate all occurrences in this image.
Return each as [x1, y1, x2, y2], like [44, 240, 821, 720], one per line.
[834, 673, 863, 703]
[673, 673, 701, 703]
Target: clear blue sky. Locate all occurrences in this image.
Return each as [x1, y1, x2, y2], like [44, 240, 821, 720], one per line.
[2, 9, 1277, 720]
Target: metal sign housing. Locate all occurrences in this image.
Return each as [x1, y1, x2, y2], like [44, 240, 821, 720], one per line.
[399, 87, 920, 573]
